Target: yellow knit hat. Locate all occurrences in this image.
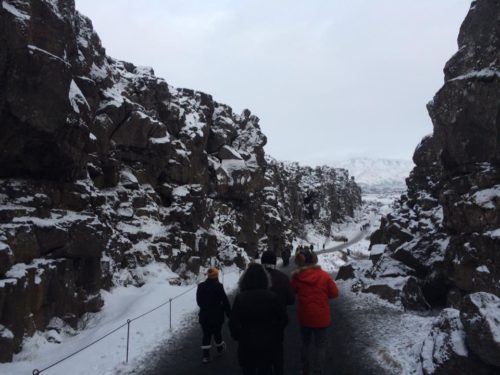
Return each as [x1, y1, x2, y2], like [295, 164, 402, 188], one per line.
[207, 267, 219, 279]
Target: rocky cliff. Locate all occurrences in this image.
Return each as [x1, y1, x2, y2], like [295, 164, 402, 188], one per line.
[0, 0, 361, 361]
[338, 0, 500, 373]
[265, 158, 361, 240]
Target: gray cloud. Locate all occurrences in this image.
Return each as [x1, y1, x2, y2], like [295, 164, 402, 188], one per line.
[75, 0, 471, 163]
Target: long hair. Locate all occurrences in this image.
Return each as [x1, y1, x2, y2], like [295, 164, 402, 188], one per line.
[294, 248, 318, 267]
[239, 263, 271, 291]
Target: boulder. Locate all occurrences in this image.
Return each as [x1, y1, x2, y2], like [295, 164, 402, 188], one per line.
[5, 224, 39, 263]
[369, 254, 416, 278]
[369, 244, 385, 263]
[362, 276, 430, 310]
[0, 242, 14, 277]
[445, 234, 500, 296]
[0, 325, 14, 362]
[111, 111, 166, 149]
[336, 260, 372, 281]
[218, 145, 243, 160]
[413, 134, 438, 168]
[336, 264, 355, 280]
[460, 292, 500, 367]
[34, 224, 69, 255]
[421, 308, 490, 375]
[120, 169, 140, 190]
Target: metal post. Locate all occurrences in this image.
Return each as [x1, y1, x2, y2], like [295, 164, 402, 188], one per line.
[169, 298, 172, 331]
[126, 319, 131, 363]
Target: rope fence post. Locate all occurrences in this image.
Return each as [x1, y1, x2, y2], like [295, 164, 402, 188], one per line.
[126, 319, 131, 363]
[169, 298, 172, 331]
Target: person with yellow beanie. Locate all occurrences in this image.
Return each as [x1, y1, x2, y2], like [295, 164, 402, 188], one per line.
[196, 267, 231, 364]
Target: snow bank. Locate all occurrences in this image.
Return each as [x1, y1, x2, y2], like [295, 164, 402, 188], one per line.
[0, 263, 242, 375]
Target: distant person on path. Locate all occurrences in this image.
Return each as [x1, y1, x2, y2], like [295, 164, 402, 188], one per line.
[291, 249, 339, 375]
[229, 263, 287, 375]
[261, 251, 295, 375]
[296, 245, 304, 255]
[196, 267, 231, 364]
[282, 246, 291, 266]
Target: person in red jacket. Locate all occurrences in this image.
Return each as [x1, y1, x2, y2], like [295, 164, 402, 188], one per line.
[291, 248, 339, 375]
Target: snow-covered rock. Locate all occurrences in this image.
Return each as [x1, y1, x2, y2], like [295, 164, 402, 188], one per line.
[362, 275, 430, 311]
[460, 292, 500, 367]
[420, 308, 488, 375]
[344, 0, 500, 371]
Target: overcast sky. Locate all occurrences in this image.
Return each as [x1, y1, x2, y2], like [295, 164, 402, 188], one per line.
[75, 0, 471, 164]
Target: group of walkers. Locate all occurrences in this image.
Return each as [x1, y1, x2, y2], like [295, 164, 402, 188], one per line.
[196, 246, 339, 375]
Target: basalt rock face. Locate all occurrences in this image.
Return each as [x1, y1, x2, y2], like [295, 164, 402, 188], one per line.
[338, 1, 500, 373]
[0, 0, 361, 361]
[264, 159, 362, 240]
[262, 158, 362, 254]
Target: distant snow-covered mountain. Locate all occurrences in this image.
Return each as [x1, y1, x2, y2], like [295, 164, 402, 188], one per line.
[330, 158, 414, 192]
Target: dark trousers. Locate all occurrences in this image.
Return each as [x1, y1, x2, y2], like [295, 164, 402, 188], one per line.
[300, 326, 327, 375]
[241, 367, 273, 375]
[201, 322, 223, 347]
[272, 341, 284, 375]
[201, 322, 223, 359]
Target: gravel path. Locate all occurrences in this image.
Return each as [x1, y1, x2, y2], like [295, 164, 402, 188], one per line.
[316, 229, 369, 255]
[137, 232, 392, 375]
[137, 280, 390, 374]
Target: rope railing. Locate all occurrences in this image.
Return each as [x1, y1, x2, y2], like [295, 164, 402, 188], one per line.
[30, 268, 241, 375]
[31, 265, 244, 375]
[32, 322, 129, 375]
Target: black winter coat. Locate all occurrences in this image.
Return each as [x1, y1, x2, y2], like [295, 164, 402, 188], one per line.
[265, 267, 295, 307]
[229, 289, 287, 367]
[196, 279, 231, 326]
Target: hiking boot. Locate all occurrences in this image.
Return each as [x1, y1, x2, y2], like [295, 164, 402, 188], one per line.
[216, 341, 226, 356]
[201, 346, 211, 364]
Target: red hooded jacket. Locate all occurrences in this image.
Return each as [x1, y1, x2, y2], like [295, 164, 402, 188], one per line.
[291, 266, 339, 328]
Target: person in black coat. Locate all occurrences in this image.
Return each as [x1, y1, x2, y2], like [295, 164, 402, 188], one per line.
[261, 250, 295, 375]
[229, 263, 287, 375]
[196, 267, 231, 364]
[281, 245, 291, 266]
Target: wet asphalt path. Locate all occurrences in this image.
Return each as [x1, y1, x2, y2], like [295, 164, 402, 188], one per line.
[139, 231, 388, 375]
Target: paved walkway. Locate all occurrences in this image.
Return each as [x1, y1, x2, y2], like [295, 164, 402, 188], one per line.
[316, 229, 369, 255]
[138, 230, 387, 375]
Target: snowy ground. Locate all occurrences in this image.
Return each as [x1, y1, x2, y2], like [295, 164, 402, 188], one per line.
[0, 264, 242, 375]
[0, 189, 403, 375]
[334, 280, 434, 375]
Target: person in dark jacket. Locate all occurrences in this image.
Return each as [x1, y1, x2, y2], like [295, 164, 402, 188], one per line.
[291, 249, 339, 375]
[282, 246, 291, 266]
[261, 250, 295, 375]
[229, 263, 287, 375]
[196, 267, 231, 364]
